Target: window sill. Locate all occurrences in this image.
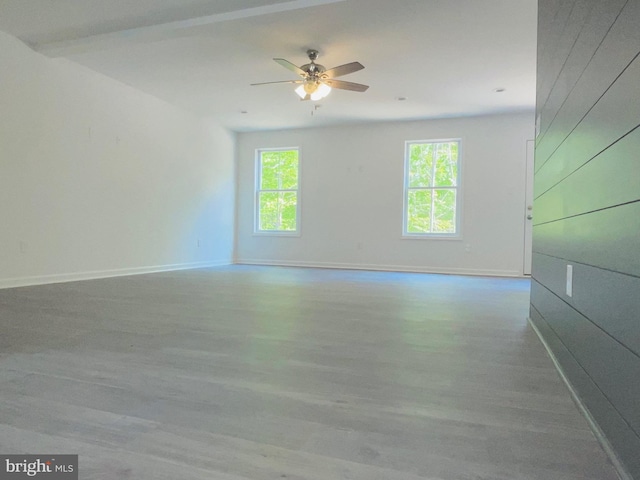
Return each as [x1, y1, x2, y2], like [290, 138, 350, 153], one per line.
[401, 234, 462, 241]
[253, 231, 301, 238]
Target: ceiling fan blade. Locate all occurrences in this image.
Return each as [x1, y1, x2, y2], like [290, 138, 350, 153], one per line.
[273, 58, 306, 76]
[323, 79, 369, 92]
[323, 62, 364, 78]
[300, 94, 311, 101]
[250, 80, 303, 86]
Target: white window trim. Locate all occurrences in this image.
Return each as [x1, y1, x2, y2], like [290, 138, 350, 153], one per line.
[254, 147, 301, 236]
[402, 138, 462, 239]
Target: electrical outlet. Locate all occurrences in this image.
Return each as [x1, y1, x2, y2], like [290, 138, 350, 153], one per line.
[566, 264, 573, 297]
[464, 244, 471, 253]
[19, 241, 28, 254]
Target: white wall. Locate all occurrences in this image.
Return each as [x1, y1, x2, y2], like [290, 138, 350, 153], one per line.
[0, 31, 235, 288]
[236, 113, 534, 276]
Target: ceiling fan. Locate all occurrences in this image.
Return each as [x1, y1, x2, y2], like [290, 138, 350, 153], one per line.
[251, 49, 369, 101]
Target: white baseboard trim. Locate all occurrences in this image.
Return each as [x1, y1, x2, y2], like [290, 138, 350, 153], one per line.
[235, 259, 523, 277]
[0, 260, 231, 290]
[527, 317, 632, 480]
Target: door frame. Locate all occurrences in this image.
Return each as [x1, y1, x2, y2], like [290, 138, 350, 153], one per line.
[523, 139, 535, 275]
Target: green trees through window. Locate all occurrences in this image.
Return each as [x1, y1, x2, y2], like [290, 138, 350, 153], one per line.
[256, 148, 299, 232]
[404, 140, 460, 235]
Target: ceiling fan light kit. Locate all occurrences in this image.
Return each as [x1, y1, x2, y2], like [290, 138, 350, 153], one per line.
[295, 81, 332, 100]
[252, 49, 369, 101]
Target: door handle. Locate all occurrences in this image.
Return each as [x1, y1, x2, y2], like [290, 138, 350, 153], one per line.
[527, 215, 533, 220]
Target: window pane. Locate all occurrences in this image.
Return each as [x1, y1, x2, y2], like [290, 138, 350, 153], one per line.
[260, 150, 298, 190]
[259, 191, 297, 231]
[434, 142, 458, 186]
[279, 192, 297, 230]
[432, 189, 456, 233]
[407, 189, 432, 233]
[408, 143, 433, 187]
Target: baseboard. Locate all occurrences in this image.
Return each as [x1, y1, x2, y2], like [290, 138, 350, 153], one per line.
[0, 260, 231, 290]
[527, 316, 632, 480]
[235, 258, 523, 277]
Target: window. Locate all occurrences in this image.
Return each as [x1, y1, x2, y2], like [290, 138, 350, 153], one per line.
[403, 139, 461, 237]
[255, 148, 300, 234]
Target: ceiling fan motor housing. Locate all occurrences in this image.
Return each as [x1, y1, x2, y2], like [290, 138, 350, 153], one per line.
[300, 49, 325, 76]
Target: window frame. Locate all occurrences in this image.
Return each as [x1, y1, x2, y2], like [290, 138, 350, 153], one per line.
[402, 138, 462, 239]
[254, 147, 301, 236]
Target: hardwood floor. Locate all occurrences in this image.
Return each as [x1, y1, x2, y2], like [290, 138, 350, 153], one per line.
[0, 266, 619, 479]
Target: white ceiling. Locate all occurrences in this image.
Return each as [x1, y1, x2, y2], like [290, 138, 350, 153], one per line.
[0, 0, 538, 132]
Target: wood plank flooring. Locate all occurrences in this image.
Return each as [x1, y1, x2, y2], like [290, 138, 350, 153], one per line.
[0, 266, 619, 479]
